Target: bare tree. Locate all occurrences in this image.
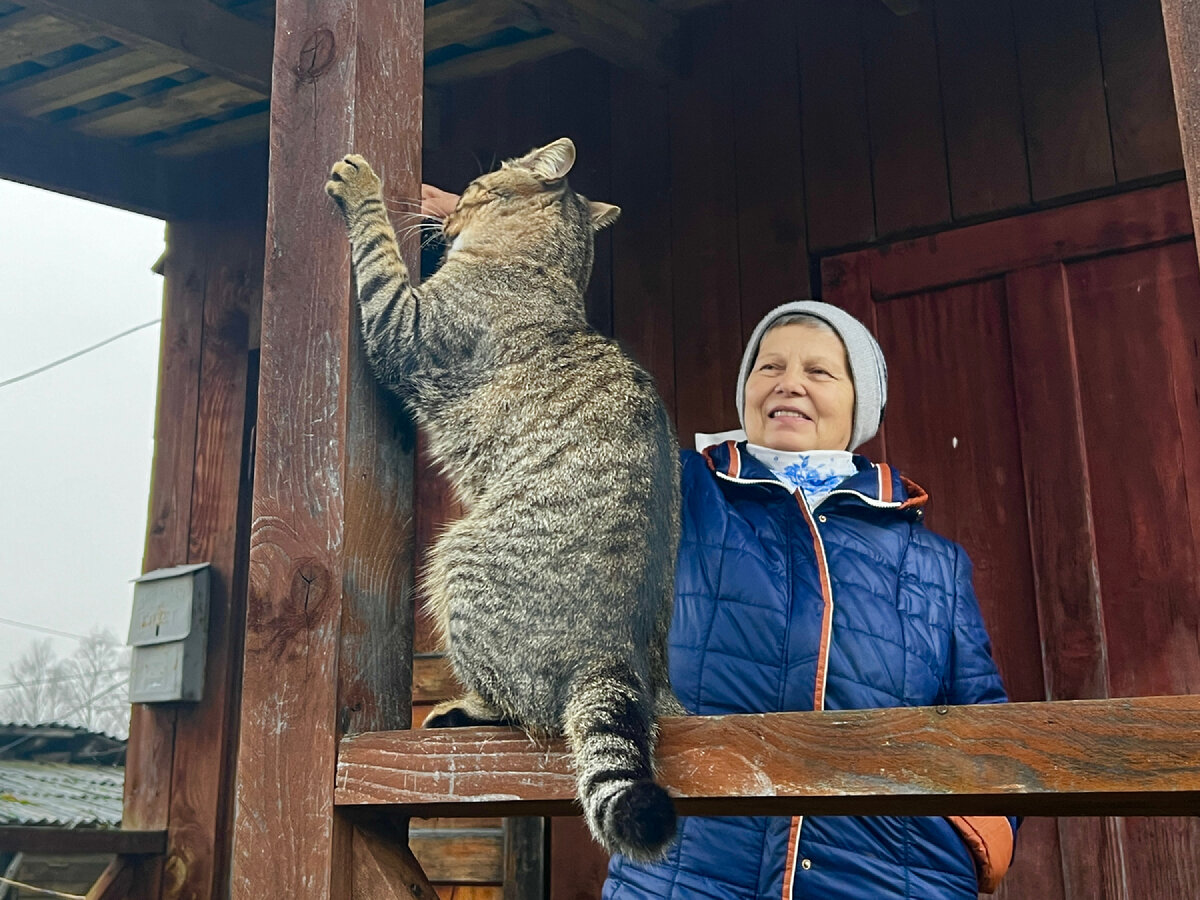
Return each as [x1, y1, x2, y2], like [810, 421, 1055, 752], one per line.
[1, 639, 69, 724]
[0, 631, 130, 737]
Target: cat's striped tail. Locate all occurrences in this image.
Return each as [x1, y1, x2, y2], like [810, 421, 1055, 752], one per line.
[564, 664, 677, 862]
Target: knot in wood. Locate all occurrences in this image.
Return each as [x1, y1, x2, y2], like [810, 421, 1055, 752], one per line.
[289, 559, 333, 624]
[296, 28, 336, 83]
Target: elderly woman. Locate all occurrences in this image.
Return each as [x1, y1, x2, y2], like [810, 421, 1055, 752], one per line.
[602, 301, 1017, 899]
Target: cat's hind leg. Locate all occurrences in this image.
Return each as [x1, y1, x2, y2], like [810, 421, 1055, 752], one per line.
[423, 690, 511, 729]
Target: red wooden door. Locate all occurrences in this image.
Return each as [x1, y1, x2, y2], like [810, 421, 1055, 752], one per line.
[823, 181, 1200, 900]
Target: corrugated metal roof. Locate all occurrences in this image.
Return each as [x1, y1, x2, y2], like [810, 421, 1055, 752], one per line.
[0, 760, 123, 827]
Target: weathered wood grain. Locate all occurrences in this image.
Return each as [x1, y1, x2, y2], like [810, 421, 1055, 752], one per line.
[231, 0, 423, 897]
[1011, 0, 1115, 200]
[518, 0, 678, 83]
[818, 252, 886, 463]
[353, 822, 441, 900]
[151, 111, 271, 158]
[796, 0, 875, 251]
[501, 818, 545, 900]
[336, 697, 1200, 817]
[548, 818, 607, 900]
[871, 279, 1044, 705]
[73, 77, 264, 139]
[408, 828, 503, 884]
[424, 34, 576, 86]
[0, 48, 187, 116]
[731, 0, 811, 326]
[1069, 242, 1200, 700]
[85, 856, 138, 900]
[609, 69, 675, 423]
[1096, 0, 1183, 182]
[0, 9, 93, 68]
[934, 0, 1030, 219]
[1006, 264, 1107, 703]
[163, 217, 259, 900]
[424, 0, 539, 55]
[852, 180, 1191, 297]
[668, 3, 743, 440]
[120, 217, 207, 900]
[861, 0, 951, 236]
[23, 0, 272, 94]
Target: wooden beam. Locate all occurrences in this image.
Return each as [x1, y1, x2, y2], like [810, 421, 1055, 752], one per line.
[408, 828, 503, 884]
[517, 0, 678, 82]
[0, 828, 166, 855]
[845, 180, 1191, 298]
[424, 0, 540, 54]
[337, 696, 1200, 817]
[85, 857, 137, 900]
[1160, 0, 1200, 269]
[0, 111, 187, 218]
[502, 818, 546, 900]
[0, 47, 190, 117]
[229, 0, 422, 897]
[424, 33, 576, 86]
[22, 0, 272, 94]
[351, 822, 440, 900]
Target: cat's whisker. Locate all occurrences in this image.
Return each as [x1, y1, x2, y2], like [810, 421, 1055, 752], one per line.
[383, 198, 425, 210]
[397, 222, 444, 243]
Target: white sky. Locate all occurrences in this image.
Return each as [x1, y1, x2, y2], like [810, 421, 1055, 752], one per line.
[0, 178, 164, 678]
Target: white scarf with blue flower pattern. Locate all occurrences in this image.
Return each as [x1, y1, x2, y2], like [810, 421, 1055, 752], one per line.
[745, 444, 858, 509]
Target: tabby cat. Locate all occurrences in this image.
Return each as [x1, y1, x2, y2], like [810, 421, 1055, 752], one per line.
[325, 138, 683, 861]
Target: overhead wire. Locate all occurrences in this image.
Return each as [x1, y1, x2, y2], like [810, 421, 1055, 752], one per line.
[0, 318, 160, 390]
[0, 616, 94, 641]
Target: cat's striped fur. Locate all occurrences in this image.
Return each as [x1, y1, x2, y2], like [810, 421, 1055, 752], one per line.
[326, 138, 682, 861]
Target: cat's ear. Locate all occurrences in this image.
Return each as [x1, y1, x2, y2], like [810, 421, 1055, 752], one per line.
[521, 138, 576, 182]
[589, 201, 621, 231]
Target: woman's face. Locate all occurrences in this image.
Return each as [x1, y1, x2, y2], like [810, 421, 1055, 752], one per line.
[743, 323, 856, 452]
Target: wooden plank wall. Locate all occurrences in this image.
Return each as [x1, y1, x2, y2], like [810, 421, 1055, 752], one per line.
[120, 142, 264, 900]
[413, 0, 1187, 896]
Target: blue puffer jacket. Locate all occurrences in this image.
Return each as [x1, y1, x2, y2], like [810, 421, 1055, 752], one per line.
[604, 442, 1016, 900]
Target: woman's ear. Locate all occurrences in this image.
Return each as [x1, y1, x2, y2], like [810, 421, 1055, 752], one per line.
[589, 201, 621, 230]
[520, 138, 576, 181]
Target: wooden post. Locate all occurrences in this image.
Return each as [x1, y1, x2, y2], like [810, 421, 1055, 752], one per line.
[117, 167, 263, 900]
[1161, 0, 1200, 267]
[230, 0, 423, 897]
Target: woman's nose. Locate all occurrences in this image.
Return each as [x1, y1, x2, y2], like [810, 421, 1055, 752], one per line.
[775, 368, 807, 395]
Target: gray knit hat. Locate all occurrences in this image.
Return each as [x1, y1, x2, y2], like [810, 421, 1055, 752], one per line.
[735, 300, 887, 451]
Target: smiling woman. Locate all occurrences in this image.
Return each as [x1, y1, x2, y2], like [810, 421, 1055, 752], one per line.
[0, 178, 165, 706]
[605, 300, 1017, 900]
[741, 317, 856, 452]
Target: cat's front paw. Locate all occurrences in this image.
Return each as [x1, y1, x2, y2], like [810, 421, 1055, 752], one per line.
[325, 154, 383, 215]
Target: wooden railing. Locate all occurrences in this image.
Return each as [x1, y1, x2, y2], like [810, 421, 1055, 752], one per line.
[336, 696, 1200, 819]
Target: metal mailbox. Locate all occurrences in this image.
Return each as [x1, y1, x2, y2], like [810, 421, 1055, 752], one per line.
[127, 562, 210, 703]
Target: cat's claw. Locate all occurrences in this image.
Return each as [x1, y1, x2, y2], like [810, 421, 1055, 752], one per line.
[325, 153, 382, 212]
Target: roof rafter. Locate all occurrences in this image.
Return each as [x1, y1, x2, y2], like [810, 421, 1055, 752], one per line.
[517, 0, 679, 84]
[21, 0, 271, 95]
